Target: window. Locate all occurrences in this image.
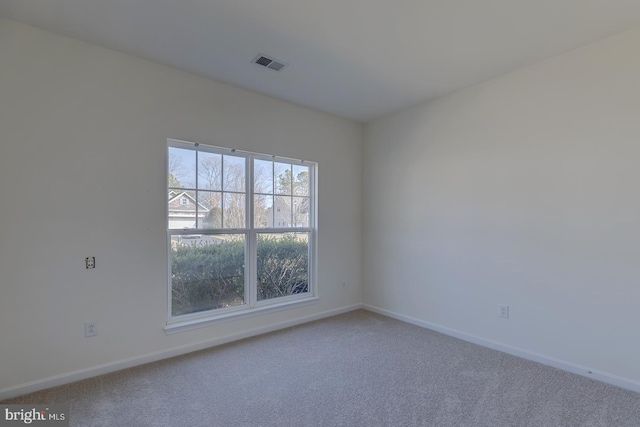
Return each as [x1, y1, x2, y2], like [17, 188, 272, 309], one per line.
[167, 140, 316, 328]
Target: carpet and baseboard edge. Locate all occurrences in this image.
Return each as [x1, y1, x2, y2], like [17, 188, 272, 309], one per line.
[362, 304, 640, 394]
[0, 303, 364, 401]
[4, 303, 638, 400]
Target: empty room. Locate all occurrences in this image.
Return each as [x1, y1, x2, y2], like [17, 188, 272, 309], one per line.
[1, 1, 640, 426]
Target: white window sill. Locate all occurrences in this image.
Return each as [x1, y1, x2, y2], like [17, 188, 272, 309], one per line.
[164, 296, 319, 335]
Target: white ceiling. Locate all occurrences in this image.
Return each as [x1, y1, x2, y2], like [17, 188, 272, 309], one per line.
[3, 0, 640, 122]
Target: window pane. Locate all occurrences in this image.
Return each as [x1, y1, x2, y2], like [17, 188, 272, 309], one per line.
[292, 164, 310, 196]
[223, 193, 246, 228]
[254, 195, 273, 228]
[168, 147, 196, 189]
[171, 234, 245, 316]
[257, 233, 309, 301]
[254, 159, 273, 194]
[198, 152, 222, 191]
[223, 155, 245, 192]
[274, 162, 292, 195]
[168, 190, 197, 229]
[292, 197, 309, 227]
[198, 191, 222, 229]
[274, 195, 292, 227]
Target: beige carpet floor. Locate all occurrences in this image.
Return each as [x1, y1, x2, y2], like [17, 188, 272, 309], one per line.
[3, 310, 640, 426]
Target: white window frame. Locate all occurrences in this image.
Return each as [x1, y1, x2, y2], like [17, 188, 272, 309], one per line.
[165, 139, 318, 333]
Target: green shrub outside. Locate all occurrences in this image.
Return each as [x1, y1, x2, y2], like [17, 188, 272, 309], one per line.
[171, 234, 308, 316]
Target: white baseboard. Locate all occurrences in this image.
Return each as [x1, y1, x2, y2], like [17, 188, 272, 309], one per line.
[0, 303, 363, 401]
[362, 304, 640, 394]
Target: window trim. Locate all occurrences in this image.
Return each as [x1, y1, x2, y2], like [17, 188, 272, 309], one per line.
[165, 139, 318, 332]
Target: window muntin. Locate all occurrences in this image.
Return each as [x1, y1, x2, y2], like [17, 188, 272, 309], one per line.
[167, 140, 315, 322]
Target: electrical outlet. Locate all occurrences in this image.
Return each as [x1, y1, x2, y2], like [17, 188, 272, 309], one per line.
[499, 305, 509, 319]
[85, 321, 98, 337]
[85, 257, 95, 269]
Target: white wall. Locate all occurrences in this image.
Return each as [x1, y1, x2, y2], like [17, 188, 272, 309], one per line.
[0, 19, 362, 395]
[364, 27, 640, 387]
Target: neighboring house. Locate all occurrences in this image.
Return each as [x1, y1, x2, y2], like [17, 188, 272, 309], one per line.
[266, 197, 309, 228]
[168, 191, 209, 229]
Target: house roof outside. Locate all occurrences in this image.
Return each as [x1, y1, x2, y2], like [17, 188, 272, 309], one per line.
[167, 192, 210, 232]
[168, 191, 208, 214]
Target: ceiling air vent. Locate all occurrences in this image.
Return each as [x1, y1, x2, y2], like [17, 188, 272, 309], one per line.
[253, 54, 288, 72]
